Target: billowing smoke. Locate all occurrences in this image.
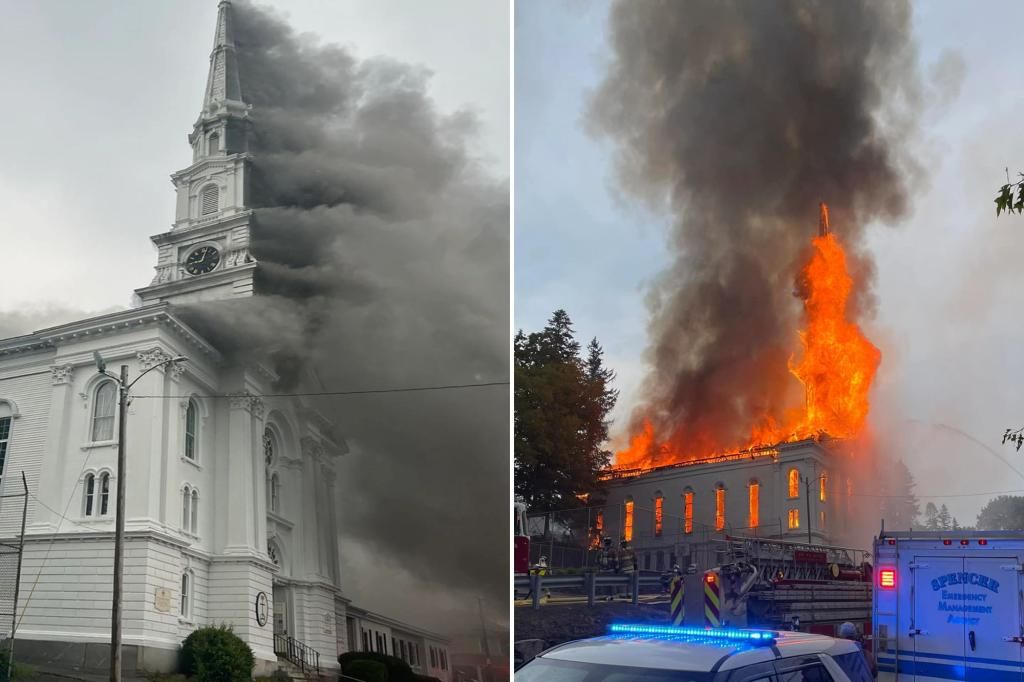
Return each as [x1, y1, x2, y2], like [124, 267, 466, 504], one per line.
[589, 0, 923, 457]
[182, 1, 508, 630]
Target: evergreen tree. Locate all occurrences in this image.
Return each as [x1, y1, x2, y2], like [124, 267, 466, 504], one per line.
[977, 496, 1024, 530]
[514, 310, 618, 511]
[881, 459, 921, 530]
[937, 504, 952, 531]
[924, 502, 939, 530]
[952, 517, 960, 531]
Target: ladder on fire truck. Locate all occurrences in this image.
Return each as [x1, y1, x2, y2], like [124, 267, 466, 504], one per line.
[713, 535, 868, 582]
[711, 536, 873, 630]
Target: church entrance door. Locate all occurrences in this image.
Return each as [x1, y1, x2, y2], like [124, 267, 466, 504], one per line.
[273, 584, 288, 636]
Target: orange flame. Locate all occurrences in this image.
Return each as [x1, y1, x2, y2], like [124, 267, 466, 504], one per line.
[615, 206, 880, 471]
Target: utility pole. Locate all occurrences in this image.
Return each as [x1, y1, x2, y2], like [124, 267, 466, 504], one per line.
[94, 352, 186, 682]
[110, 364, 128, 682]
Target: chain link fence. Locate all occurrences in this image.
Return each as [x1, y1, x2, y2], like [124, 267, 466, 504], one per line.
[0, 474, 30, 678]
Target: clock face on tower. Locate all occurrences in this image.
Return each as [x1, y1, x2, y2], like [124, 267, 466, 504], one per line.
[185, 246, 221, 275]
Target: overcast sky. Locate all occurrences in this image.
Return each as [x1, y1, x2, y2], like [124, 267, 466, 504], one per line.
[0, 0, 507, 316]
[0, 0, 507, 631]
[516, 0, 1024, 528]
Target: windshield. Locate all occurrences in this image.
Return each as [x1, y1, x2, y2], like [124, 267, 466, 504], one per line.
[516, 657, 714, 682]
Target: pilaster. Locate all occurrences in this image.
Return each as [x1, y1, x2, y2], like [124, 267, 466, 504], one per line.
[224, 392, 259, 554]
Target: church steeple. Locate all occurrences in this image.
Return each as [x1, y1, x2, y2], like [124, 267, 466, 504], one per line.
[134, 0, 257, 307]
[202, 0, 245, 113]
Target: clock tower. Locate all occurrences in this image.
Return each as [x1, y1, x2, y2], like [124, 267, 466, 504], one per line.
[136, 0, 257, 306]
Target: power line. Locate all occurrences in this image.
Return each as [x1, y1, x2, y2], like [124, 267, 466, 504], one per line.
[131, 380, 509, 399]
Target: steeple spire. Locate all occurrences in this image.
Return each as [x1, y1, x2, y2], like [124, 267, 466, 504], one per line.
[202, 0, 245, 113]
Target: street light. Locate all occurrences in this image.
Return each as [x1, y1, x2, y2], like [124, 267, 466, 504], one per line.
[94, 351, 187, 682]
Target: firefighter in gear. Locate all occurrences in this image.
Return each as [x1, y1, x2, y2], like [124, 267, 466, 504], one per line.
[839, 622, 877, 679]
[524, 556, 551, 602]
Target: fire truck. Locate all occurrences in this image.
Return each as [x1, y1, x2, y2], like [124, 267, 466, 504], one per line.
[706, 535, 873, 639]
[873, 529, 1024, 680]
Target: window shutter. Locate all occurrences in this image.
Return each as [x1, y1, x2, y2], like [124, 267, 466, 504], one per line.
[201, 185, 218, 215]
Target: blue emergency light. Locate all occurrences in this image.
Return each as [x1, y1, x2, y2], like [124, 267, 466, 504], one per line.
[607, 623, 776, 645]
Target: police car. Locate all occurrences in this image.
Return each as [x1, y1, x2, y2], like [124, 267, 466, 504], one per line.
[515, 624, 874, 682]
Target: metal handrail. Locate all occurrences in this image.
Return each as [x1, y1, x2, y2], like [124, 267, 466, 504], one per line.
[273, 632, 321, 675]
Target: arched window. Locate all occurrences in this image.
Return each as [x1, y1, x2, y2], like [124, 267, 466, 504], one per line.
[84, 474, 95, 516]
[263, 428, 276, 467]
[270, 473, 280, 513]
[715, 485, 726, 531]
[208, 133, 219, 156]
[653, 493, 664, 536]
[200, 184, 218, 216]
[182, 483, 195, 532]
[820, 471, 828, 502]
[683, 490, 694, 534]
[99, 472, 110, 516]
[180, 571, 191, 619]
[184, 399, 198, 460]
[191, 489, 199, 533]
[788, 468, 800, 499]
[623, 499, 634, 542]
[748, 480, 760, 529]
[91, 381, 117, 442]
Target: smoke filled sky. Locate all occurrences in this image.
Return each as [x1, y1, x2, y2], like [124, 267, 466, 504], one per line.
[0, 0, 508, 634]
[516, 1, 1024, 526]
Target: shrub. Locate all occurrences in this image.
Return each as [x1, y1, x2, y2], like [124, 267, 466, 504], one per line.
[338, 652, 413, 682]
[345, 660, 388, 682]
[180, 626, 255, 681]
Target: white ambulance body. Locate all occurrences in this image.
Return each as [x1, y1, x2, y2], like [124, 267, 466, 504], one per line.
[873, 530, 1024, 681]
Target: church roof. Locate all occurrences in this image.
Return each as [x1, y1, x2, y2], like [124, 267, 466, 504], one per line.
[201, 0, 246, 115]
[0, 303, 222, 362]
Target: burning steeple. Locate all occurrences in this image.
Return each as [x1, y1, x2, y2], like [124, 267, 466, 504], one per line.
[819, 202, 831, 237]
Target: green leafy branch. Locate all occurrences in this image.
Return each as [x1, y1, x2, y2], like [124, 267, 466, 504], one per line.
[1003, 427, 1024, 451]
[996, 168, 1024, 216]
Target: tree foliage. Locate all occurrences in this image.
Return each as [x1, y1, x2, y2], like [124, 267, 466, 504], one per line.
[179, 626, 254, 682]
[977, 495, 1024, 531]
[514, 310, 619, 511]
[995, 172, 1024, 216]
[881, 459, 921, 531]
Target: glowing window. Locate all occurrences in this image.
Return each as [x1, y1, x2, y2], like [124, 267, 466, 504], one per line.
[748, 481, 760, 528]
[820, 471, 828, 502]
[820, 510, 826, 529]
[654, 495, 664, 536]
[788, 508, 800, 529]
[624, 500, 634, 542]
[715, 486, 726, 531]
[684, 491, 694, 534]
[788, 468, 800, 498]
[595, 511, 604, 533]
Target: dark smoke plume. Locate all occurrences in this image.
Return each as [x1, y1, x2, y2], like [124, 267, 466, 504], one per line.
[589, 1, 923, 456]
[183, 1, 508, 630]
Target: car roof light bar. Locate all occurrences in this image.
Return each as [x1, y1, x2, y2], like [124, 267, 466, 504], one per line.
[607, 624, 777, 645]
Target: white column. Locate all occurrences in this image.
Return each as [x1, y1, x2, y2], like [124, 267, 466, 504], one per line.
[224, 394, 258, 554]
[251, 399, 268, 553]
[300, 438, 322, 579]
[34, 364, 76, 531]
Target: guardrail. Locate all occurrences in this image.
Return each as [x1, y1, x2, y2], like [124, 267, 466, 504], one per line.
[514, 572, 665, 609]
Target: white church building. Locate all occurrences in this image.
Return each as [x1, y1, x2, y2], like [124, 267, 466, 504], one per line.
[0, 2, 449, 678]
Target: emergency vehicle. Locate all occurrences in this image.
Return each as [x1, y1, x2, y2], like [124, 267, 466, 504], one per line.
[873, 529, 1024, 680]
[515, 623, 874, 681]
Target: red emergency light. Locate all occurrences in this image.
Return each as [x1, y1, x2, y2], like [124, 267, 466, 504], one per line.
[705, 573, 717, 585]
[878, 568, 896, 589]
[943, 539, 952, 546]
[886, 539, 896, 546]
[979, 539, 988, 545]
[960, 540, 970, 546]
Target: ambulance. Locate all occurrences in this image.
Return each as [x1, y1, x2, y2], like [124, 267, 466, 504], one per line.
[873, 529, 1024, 680]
